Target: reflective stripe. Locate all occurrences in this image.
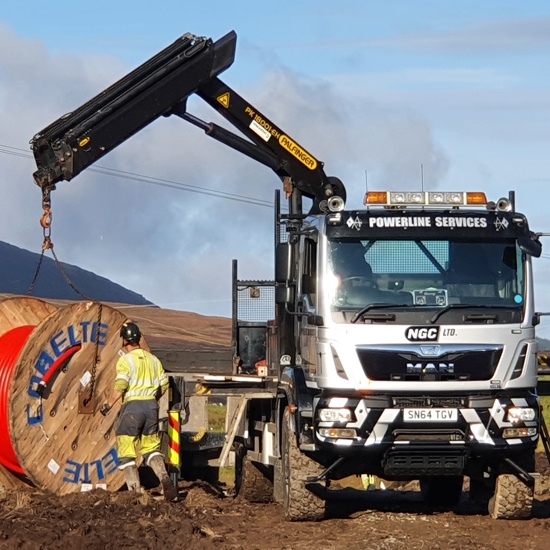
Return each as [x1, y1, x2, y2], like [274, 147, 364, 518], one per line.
[147, 451, 163, 466]
[118, 460, 137, 470]
[122, 350, 165, 402]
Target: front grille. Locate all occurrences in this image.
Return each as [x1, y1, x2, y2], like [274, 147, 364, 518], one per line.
[392, 396, 465, 408]
[357, 346, 502, 381]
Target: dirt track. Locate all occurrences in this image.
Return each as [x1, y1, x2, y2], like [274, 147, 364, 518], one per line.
[1, 460, 550, 550]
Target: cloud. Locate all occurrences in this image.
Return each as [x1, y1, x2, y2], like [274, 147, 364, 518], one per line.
[243, 68, 449, 200]
[0, 26, 448, 316]
[264, 17, 550, 55]
[389, 18, 550, 54]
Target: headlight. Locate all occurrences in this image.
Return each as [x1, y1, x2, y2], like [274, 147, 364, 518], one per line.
[318, 408, 352, 422]
[503, 427, 537, 438]
[506, 407, 536, 423]
[318, 428, 357, 439]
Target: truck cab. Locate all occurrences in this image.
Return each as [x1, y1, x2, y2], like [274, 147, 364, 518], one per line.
[281, 190, 542, 517]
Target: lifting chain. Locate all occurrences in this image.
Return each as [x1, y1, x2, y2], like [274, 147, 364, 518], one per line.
[27, 187, 54, 296]
[28, 185, 104, 407]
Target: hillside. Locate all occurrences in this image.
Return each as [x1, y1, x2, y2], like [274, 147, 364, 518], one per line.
[0, 240, 233, 373]
[0, 241, 153, 306]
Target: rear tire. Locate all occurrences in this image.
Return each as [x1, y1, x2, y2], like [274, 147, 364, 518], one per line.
[234, 445, 272, 503]
[282, 407, 326, 521]
[420, 476, 463, 507]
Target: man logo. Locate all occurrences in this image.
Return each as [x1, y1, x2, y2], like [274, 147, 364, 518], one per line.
[405, 326, 439, 342]
[406, 362, 455, 374]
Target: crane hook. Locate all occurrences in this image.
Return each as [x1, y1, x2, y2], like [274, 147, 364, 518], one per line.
[40, 208, 52, 229]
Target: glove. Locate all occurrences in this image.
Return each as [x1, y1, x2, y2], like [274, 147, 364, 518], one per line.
[99, 403, 111, 416]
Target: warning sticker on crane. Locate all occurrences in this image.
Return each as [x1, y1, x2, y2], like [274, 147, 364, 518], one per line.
[217, 92, 230, 108]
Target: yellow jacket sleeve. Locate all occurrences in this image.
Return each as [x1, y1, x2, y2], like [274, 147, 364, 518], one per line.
[114, 356, 130, 393]
[158, 359, 169, 394]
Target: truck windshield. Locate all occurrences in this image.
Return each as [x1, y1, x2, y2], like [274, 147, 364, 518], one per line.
[327, 238, 524, 313]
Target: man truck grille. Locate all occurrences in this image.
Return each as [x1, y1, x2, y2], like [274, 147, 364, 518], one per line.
[356, 347, 502, 381]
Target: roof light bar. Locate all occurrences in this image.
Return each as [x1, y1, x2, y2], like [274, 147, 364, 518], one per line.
[364, 191, 488, 207]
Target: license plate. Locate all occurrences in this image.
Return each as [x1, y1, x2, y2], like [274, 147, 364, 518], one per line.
[403, 408, 458, 422]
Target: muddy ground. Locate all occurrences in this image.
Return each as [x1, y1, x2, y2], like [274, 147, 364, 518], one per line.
[1, 455, 549, 550]
[1, 302, 549, 549]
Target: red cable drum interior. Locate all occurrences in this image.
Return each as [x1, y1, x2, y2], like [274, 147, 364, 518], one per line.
[0, 325, 35, 475]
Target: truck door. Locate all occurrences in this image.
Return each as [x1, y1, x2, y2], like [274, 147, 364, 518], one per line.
[297, 235, 318, 376]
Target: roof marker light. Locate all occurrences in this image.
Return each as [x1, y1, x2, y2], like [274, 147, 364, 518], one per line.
[466, 192, 488, 205]
[365, 191, 387, 205]
[364, 191, 488, 208]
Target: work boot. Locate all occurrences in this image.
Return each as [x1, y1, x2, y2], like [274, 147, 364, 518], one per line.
[123, 464, 141, 493]
[148, 454, 177, 501]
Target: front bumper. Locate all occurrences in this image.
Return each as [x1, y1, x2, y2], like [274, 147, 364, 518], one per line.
[312, 391, 539, 477]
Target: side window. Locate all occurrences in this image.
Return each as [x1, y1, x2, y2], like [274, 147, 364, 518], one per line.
[301, 238, 317, 303]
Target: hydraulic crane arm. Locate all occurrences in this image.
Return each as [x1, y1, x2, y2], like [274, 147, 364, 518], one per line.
[31, 32, 235, 189]
[30, 31, 346, 213]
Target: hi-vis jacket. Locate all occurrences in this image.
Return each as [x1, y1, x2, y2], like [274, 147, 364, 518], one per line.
[114, 349, 169, 403]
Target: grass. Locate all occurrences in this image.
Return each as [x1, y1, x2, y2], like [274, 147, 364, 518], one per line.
[218, 467, 235, 487]
[208, 404, 235, 486]
[539, 376, 550, 454]
[208, 403, 227, 433]
[541, 396, 550, 424]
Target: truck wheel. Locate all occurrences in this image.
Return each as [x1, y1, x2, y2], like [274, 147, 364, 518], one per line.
[420, 476, 463, 507]
[234, 445, 272, 503]
[488, 474, 533, 519]
[282, 407, 326, 521]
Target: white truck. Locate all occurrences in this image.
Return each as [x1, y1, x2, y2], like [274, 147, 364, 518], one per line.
[30, 31, 546, 520]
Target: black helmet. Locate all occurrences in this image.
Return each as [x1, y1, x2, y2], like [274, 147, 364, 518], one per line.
[120, 321, 141, 344]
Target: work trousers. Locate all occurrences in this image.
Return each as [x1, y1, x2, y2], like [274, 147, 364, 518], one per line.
[115, 399, 161, 465]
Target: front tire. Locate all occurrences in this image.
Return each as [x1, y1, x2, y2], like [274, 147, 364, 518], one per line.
[282, 407, 326, 521]
[488, 451, 535, 519]
[488, 474, 534, 519]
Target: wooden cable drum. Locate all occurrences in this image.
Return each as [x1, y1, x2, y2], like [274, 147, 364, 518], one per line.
[0, 297, 57, 492]
[8, 301, 150, 496]
[0, 296, 57, 337]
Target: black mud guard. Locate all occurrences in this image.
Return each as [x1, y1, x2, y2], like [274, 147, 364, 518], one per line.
[277, 366, 314, 439]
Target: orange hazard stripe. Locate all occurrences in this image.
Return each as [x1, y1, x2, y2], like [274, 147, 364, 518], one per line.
[167, 410, 180, 466]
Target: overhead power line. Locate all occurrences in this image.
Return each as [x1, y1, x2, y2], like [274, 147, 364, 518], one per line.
[0, 143, 274, 208]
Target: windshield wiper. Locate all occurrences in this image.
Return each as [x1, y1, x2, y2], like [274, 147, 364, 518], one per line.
[351, 303, 409, 324]
[429, 304, 512, 324]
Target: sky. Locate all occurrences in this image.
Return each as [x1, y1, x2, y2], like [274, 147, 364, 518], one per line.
[2, 1, 550, 334]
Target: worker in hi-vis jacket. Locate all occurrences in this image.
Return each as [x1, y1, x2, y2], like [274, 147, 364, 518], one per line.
[101, 321, 177, 501]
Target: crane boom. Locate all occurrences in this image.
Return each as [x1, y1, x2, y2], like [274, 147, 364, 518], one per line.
[30, 31, 346, 214]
